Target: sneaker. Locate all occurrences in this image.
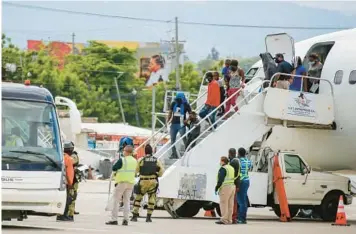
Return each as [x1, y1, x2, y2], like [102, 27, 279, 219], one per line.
[215, 221, 225, 225]
[74, 211, 79, 215]
[105, 220, 118, 225]
[237, 220, 247, 224]
[122, 220, 128, 226]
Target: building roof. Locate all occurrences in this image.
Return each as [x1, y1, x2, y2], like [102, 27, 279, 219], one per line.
[81, 123, 159, 137]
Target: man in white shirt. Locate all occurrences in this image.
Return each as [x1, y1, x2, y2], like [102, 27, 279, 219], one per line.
[145, 54, 168, 87]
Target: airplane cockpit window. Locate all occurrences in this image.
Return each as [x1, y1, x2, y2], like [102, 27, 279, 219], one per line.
[334, 70, 344, 85]
[349, 70, 356, 85]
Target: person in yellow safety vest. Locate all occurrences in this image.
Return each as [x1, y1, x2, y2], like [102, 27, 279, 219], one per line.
[106, 145, 137, 226]
[5, 127, 24, 147]
[215, 156, 236, 225]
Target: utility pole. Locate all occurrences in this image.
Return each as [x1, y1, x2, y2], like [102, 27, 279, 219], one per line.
[175, 17, 181, 90]
[72, 33, 76, 54]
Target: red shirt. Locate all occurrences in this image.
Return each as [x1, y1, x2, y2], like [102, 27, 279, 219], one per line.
[206, 80, 220, 107]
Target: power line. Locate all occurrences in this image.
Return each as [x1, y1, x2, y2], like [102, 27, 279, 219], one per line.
[178, 20, 352, 30]
[3, 2, 352, 30]
[3, 2, 171, 24]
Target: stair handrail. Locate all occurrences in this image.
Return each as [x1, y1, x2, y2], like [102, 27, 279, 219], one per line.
[270, 73, 334, 95]
[183, 80, 270, 166]
[155, 88, 243, 160]
[134, 90, 209, 154]
[155, 76, 267, 160]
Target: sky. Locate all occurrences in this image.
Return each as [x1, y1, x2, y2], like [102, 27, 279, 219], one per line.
[2, 1, 356, 62]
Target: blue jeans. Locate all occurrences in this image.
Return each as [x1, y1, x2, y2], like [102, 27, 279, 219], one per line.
[170, 123, 186, 157]
[199, 105, 217, 128]
[237, 179, 250, 222]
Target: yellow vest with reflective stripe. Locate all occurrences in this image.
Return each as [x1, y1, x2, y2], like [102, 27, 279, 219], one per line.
[5, 135, 20, 147]
[217, 164, 235, 187]
[115, 156, 137, 184]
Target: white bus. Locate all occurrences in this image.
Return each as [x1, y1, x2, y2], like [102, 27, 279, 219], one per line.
[2, 82, 66, 221]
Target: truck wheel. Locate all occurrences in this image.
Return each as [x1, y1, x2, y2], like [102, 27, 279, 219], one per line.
[272, 205, 299, 219]
[175, 201, 201, 218]
[320, 192, 341, 222]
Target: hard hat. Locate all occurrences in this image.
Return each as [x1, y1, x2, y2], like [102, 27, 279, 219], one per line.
[63, 141, 74, 151]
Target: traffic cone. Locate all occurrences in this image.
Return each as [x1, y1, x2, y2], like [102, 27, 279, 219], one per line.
[204, 209, 216, 217]
[332, 195, 350, 226]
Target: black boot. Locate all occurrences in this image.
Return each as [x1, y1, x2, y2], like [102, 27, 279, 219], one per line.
[146, 214, 152, 223]
[74, 211, 79, 215]
[122, 220, 128, 226]
[130, 214, 138, 222]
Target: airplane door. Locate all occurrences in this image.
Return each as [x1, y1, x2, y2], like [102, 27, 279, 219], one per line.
[265, 33, 296, 65]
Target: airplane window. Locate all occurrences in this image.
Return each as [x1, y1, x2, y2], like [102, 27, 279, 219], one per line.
[334, 70, 343, 85]
[349, 70, 356, 85]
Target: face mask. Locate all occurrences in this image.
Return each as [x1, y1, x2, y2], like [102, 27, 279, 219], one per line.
[308, 61, 315, 66]
[230, 66, 237, 72]
[275, 59, 280, 63]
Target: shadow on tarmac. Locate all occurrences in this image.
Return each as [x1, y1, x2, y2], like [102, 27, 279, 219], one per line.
[2, 224, 62, 231]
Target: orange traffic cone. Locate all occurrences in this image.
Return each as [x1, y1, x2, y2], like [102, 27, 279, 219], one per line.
[332, 195, 350, 226]
[204, 209, 216, 217]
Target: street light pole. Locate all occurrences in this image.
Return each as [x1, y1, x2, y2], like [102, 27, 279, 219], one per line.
[114, 75, 126, 124]
[132, 89, 140, 127]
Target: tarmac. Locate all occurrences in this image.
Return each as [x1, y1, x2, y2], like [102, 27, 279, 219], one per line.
[3, 180, 356, 234]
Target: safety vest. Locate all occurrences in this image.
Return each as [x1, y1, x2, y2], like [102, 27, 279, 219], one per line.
[217, 164, 235, 187]
[115, 155, 137, 184]
[5, 135, 20, 147]
[139, 155, 158, 177]
[239, 158, 251, 181]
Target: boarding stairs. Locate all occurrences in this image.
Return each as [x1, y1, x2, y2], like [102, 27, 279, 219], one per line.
[151, 73, 336, 215]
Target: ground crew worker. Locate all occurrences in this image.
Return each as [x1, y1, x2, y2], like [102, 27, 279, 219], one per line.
[113, 137, 135, 207]
[106, 145, 137, 226]
[5, 127, 24, 147]
[237, 147, 252, 224]
[215, 156, 236, 225]
[228, 148, 241, 224]
[131, 144, 164, 223]
[69, 142, 81, 216]
[57, 141, 75, 222]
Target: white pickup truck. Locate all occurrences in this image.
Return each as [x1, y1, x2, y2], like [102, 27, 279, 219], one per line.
[247, 149, 353, 221]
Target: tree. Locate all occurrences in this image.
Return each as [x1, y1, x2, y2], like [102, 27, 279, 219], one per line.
[210, 47, 220, 61]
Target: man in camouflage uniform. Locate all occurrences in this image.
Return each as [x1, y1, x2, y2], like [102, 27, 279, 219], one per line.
[57, 142, 75, 222]
[131, 144, 164, 222]
[69, 143, 81, 217]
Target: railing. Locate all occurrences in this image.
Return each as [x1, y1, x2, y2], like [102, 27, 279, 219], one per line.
[270, 73, 334, 95]
[183, 80, 270, 166]
[134, 90, 209, 155]
[155, 76, 268, 161]
[156, 87, 244, 161]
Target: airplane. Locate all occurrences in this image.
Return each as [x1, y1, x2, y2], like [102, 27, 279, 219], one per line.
[234, 28, 356, 171]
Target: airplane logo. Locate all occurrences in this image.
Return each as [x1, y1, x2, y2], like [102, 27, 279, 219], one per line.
[294, 93, 311, 108]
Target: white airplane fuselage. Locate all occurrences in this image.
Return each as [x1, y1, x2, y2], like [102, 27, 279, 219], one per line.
[248, 29, 356, 171]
